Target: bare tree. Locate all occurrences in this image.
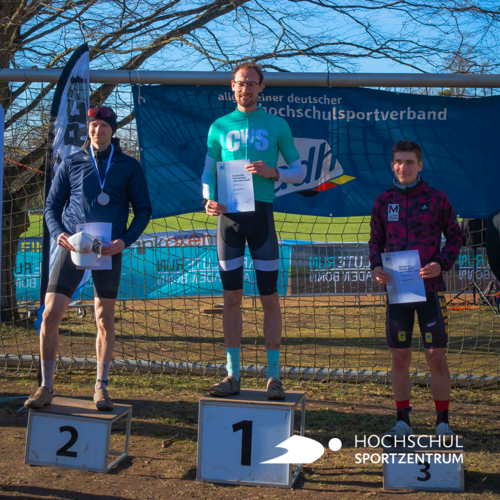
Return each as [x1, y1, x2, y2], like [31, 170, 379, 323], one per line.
[1, 0, 499, 319]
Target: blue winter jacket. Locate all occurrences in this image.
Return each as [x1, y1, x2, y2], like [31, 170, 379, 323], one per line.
[45, 138, 152, 247]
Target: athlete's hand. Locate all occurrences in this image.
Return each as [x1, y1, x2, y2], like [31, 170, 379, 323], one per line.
[420, 262, 441, 279]
[102, 239, 125, 256]
[372, 266, 391, 284]
[57, 232, 75, 251]
[205, 200, 226, 216]
[245, 161, 277, 179]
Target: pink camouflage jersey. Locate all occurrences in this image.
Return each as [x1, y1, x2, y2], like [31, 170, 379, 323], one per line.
[369, 179, 463, 293]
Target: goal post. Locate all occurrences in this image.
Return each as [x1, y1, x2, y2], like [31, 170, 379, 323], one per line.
[1, 70, 499, 390]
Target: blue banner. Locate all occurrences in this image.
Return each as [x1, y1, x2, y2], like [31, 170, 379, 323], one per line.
[16, 237, 291, 301]
[134, 85, 499, 219]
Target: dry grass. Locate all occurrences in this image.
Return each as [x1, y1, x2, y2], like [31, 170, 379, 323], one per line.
[3, 294, 500, 384]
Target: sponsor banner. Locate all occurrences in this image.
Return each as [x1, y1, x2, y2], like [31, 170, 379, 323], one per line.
[15, 241, 291, 300]
[133, 85, 500, 219]
[132, 230, 217, 249]
[15, 237, 495, 301]
[289, 244, 494, 296]
[290, 243, 383, 296]
[137, 245, 291, 299]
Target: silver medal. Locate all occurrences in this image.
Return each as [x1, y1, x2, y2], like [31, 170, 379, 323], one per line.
[90, 144, 114, 207]
[98, 192, 110, 205]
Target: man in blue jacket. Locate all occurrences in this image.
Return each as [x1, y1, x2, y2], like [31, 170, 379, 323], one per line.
[25, 106, 151, 411]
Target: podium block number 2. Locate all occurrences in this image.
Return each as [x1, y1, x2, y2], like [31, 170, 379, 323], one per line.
[56, 426, 78, 458]
[232, 420, 252, 466]
[27, 415, 108, 471]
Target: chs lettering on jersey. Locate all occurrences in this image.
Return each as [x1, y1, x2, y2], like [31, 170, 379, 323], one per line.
[225, 129, 269, 152]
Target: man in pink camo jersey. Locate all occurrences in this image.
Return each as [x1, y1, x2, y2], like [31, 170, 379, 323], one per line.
[369, 140, 462, 441]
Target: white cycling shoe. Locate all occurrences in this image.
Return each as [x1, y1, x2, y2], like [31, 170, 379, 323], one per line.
[436, 422, 454, 444]
[384, 420, 413, 440]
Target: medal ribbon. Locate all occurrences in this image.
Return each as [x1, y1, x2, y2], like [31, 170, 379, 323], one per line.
[89, 143, 115, 193]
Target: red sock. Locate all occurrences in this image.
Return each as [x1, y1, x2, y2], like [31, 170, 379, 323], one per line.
[434, 400, 449, 411]
[396, 399, 410, 409]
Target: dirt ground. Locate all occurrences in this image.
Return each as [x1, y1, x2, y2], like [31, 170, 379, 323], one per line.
[1, 371, 500, 500]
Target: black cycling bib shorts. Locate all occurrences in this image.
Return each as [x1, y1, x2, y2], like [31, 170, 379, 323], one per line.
[47, 247, 122, 300]
[386, 291, 449, 349]
[217, 200, 279, 296]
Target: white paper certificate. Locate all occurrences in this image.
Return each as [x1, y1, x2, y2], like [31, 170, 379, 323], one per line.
[217, 159, 255, 213]
[76, 222, 112, 270]
[382, 250, 426, 304]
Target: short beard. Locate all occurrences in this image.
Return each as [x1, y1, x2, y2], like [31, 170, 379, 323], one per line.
[236, 95, 258, 108]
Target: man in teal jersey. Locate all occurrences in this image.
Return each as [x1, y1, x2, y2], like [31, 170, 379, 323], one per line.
[201, 62, 305, 400]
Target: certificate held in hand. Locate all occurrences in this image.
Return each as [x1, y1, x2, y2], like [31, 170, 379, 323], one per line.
[217, 159, 255, 213]
[382, 250, 426, 304]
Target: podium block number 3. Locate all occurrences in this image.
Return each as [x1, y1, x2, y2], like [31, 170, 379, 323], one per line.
[232, 420, 252, 466]
[57, 426, 78, 458]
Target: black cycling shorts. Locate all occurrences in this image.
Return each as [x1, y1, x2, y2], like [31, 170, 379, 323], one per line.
[47, 247, 122, 300]
[217, 201, 279, 296]
[386, 291, 448, 349]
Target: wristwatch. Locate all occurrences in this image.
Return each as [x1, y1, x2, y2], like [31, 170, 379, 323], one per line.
[273, 169, 280, 181]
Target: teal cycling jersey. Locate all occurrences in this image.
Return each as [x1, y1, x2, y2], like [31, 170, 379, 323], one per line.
[207, 107, 300, 203]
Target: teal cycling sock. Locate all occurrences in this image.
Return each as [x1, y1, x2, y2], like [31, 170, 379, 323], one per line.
[266, 350, 280, 380]
[226, 347, 240, 381]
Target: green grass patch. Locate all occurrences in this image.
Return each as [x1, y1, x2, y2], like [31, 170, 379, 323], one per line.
[23, 213, 372, 242]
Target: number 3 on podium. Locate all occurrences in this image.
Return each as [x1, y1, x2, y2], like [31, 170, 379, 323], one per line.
[417, 460, 431, 481]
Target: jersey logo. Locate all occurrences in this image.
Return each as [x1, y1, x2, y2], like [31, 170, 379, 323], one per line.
[420, 203, 430, 213]
[226, 129, 269, 152]
[388, 204, 399, 221]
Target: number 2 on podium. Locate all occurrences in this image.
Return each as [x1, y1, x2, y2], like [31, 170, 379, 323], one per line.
[232, 420, 252, 466]
[56, 426, 79, 458]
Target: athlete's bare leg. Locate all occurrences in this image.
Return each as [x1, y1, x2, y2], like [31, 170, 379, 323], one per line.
[40, 293, 71, 359]
[222, 289, 243, 348]
[424, 348, 450, 400]
[94, 297, 116, 362]
[390, 347, 412, 401]
[260, 292, 281, 350]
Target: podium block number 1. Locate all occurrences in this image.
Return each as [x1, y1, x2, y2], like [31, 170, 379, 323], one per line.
[199, 404, 293, 485]
[232, 420, 252, 466]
